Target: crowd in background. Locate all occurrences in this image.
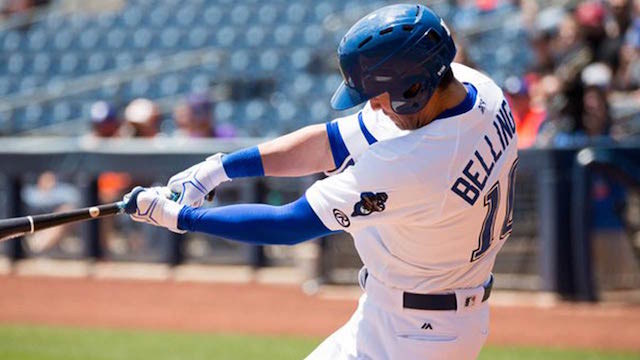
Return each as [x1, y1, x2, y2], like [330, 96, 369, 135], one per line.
[490, 0, 640, 148]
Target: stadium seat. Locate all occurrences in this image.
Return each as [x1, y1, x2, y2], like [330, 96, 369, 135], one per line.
[3, 31, 23, 52]
[0, 76, 12, 96]
[133, 28, 154, 49]
[32, 53, 52, 75]
[203, 5, 224, 26]
[215, 26, 236, 47]
[7, 54, 26, 75]
[188, 27, 209, 48]
[27, 29, 48, 52]
[230, 5, 251, 25]
[259, 49, 280, 73]
[79, 28, 102, 50]
[286, 3, 307, 24]
[273, 25, 295, 47]
[160, 27, 182, 49]
[106, 29, 127, 50]
[245, 26, 266, 48]
[258, 4, 278, 25]
[214, 101, 234, 123]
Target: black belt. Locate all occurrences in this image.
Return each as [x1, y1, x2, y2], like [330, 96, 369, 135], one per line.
[402, 274, 493, 311]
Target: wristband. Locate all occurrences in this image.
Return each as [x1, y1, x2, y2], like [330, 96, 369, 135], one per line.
[221, 146, 265, 178]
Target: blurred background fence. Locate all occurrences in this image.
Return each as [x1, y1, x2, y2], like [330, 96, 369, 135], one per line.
[1, 138, 639, 302]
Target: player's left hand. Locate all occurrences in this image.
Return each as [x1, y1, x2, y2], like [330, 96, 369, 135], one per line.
[167, 153, 229, 208]
[123, 186, 186, 234]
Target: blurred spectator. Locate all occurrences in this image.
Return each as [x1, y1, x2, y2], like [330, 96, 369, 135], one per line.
[503, 75, 546, 148]
[88, 101, 121, 138]
[21, 171, 80, 253]
[122, 98, 161, 138]
[613, 18, 640, 90]
[172, 93, 235, 138]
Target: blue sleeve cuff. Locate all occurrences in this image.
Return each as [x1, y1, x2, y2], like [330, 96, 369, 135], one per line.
[326, 121, 351, 169]
[221, 146, 265, 178]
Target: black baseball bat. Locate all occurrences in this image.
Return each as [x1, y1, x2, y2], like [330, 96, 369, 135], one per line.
[0, 189, 215, 242]
[0, 202, 124, 242]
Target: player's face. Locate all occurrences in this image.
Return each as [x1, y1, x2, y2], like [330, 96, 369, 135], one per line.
[370, 93, 422, 130]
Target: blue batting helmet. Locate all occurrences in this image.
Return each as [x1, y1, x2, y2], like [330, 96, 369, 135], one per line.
[331, 4, 457, 114]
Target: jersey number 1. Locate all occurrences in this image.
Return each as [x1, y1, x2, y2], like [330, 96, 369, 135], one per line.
[470, 158, 518, 262]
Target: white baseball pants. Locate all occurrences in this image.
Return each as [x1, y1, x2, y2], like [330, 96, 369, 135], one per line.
[305, 273, 490, 360]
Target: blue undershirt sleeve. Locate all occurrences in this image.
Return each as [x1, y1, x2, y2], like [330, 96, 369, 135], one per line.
[177, 195, 337, 245]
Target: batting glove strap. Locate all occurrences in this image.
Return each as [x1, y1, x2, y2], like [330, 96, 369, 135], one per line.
[167, 153, 230, 207]
[125, 186, 186, 234]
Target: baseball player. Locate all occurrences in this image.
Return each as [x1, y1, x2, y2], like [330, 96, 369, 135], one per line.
[124, 4, 518, 359]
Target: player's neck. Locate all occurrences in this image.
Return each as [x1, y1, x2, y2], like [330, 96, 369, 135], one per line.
[415, 79, 468, 128]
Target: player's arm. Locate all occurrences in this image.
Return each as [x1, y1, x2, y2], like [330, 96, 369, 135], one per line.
[125, 187, 336, 245]
[167, 115, 369, 207]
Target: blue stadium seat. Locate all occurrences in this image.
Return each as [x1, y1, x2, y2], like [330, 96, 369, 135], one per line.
[303, 24, 325, 47]
[52, 101, 72, 123]
[190, 73, 211, 93]
[289, 48, 311, 71]
[176, 4, 198, 27]
[230, 50, 250, 72]
[203, 5, 223, 26]
[53, 29, 74, 51]
[32, 53, 52, 75]
[79, 28, 102, 50]
[309, 100, 331, 123]
[22, 104, 44, 129]
[18, 76, 42, 94]
[188, 27, 209, 48]
[215, 26, 236, 47]
[290, 74, 313, 98]
[273, 25, 295, 47]
[133, 28, 154, 49]
[245, 26, 266, 48]
[106, 29, 127, 50]
[7, 54, 26, 75]
[259, 49, 280, 73]
[286, 3, 307, 24]
[160, 27, 182, 48]
[149, 7, 171, 28]
[58, 53, 80, 75]
[0, 76, 11, 96]
[114, 52, 136, 70]
[27, 29, 48, 52]
[258, 4, 279, 25]
[314, 2, 335, 22]
[214, 101, 234, 123]
[128, 77, 151, 98]
[159, 75, 182, 96]
[123, 6, 143, 28]
[230, 5, 251, 25]
[87, 53, 112, 73]
[3, 31, 23, 52]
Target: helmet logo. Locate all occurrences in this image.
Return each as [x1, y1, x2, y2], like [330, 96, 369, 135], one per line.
[437, 65, 446, 77]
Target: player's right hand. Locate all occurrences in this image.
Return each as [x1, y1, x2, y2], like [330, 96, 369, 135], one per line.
[123, 186, 186, 234]
[167, 153, 230, 208]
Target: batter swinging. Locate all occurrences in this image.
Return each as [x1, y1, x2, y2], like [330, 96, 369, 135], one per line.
[124, 4, 518, 359]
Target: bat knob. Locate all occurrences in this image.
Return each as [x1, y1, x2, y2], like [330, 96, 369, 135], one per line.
[123, 186, 146, 215]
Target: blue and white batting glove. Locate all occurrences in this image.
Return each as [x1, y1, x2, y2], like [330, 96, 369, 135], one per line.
[123, 186, 186, 234]
[167, 153, 230, 208]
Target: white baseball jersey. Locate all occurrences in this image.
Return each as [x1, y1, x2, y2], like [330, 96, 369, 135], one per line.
[306, 63, 519, 293]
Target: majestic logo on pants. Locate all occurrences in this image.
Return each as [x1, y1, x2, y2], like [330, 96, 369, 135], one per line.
[352, 192, 388, 217]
